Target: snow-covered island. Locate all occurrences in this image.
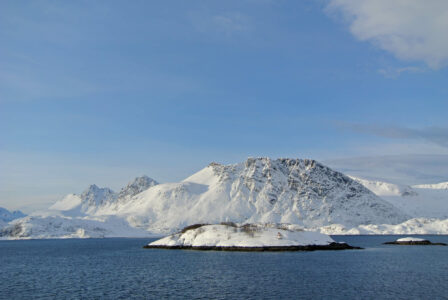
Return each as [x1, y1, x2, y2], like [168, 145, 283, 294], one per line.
[144, 223, 362, 251]
[384, 237, 447, 246]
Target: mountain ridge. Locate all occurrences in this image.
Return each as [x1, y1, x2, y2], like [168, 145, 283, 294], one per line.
[48, 158, 408, 233]
[4, 157, 448, 239]
[0, 207, 26, 224]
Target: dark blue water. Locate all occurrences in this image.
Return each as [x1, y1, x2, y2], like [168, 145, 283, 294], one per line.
[1, 235, 447, 299]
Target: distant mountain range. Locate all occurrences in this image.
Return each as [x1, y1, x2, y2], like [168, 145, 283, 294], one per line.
[1, 157, 447, 239]
[0, 208, 26, 227]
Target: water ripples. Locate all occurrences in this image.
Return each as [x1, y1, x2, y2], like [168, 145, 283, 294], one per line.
[1, 236, 447, 299]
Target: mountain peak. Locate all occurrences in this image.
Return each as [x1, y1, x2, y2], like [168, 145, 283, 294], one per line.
[243, 157, 319, 168]
[132, 157, 408, 231]
[0, 207, 26, 223]
[84, 184, 99, 192]
[117, 175, 158, 201]
[208, 162, 222, 167]
[80, 184, 116, 208]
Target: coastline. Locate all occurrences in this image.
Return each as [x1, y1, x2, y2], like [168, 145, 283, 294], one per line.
[143, 242, 362, 252]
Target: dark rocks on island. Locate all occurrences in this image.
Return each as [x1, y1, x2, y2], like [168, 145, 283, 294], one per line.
[384, 237, 447, 246]
[143, 242, 362, 252]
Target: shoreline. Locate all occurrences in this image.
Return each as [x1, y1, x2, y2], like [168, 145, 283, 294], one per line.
[383, 240, 447, 246]
[143, 242, 362, 252]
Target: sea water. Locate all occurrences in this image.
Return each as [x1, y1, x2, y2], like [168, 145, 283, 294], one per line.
[1, 235, 447, 299]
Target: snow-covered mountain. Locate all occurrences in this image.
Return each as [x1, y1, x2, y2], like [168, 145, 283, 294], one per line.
[49, 175, 158, 215]
[350, 176, 448, 219]
[413, 182, 448, 190]
[117, 175, 158, 203]
[349, 176, 418, 197]
[111, 158, 407, 233]
[0, 214, 150, 239]
[3, 157, 448, 239]
[317, 218, 448, 235]
[1, 176, 159, 239]
[0, 207, 26, 227]
[1, 158, 410, 238]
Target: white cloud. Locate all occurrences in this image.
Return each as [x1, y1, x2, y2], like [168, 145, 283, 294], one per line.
[327, 0, 448, 69]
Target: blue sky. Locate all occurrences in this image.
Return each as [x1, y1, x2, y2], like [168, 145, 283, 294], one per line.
[1, 0, 448, 212]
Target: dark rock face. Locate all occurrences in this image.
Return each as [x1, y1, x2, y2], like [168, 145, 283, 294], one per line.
[143, 242, 363, 252]
[209, 157, 408, 227]
[384, 240, 447, 246]
[0, 223, 23, 237]
[81, 184, 117, 207]
[117, 176, 158, 202]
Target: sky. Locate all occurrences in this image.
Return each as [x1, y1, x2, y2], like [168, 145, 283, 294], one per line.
[1, 0, 448, 212]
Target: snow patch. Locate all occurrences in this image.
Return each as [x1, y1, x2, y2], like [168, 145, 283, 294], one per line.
[396, 237, 426, 242]
[49, 194, 82, 211]
[413, 182, 448, 190]
[351, 176, 448, 219]
[317, 218, 448, 235]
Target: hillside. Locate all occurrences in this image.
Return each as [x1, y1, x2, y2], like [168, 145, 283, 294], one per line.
[1, 158, 410, 238]
[350, 176, 448, 219]
[0, 207, 26, 227]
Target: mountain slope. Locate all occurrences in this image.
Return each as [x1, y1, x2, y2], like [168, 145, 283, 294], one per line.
[0, 214, 150, 239]
[351, 176, 448, 219]
[1, 158, 414, 238]
[49, 175, 158, 215]
[0, 207, 26, 224]
[414, 182, 448, 190]
[349, 176, 417, 197]
[113, 158, 407, 233]
[1, 176, 159, 238]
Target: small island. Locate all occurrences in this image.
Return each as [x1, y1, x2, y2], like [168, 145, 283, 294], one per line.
[144, 223, 362, 251]
[384, 237, 447, 246]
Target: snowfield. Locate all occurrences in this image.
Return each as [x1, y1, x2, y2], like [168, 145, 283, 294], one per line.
[414, 182, 448, 190]
[1, 157, 448, 239]
[149, 224, 334, 247]
[0, 214, 153, 239]
[350, 177, 448, 219]
[317, 218, 448, 235]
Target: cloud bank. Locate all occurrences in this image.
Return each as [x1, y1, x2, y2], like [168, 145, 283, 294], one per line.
[327, 0, 448, 69]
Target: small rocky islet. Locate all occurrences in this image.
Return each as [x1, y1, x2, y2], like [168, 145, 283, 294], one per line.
[384, 237, 447, 246]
